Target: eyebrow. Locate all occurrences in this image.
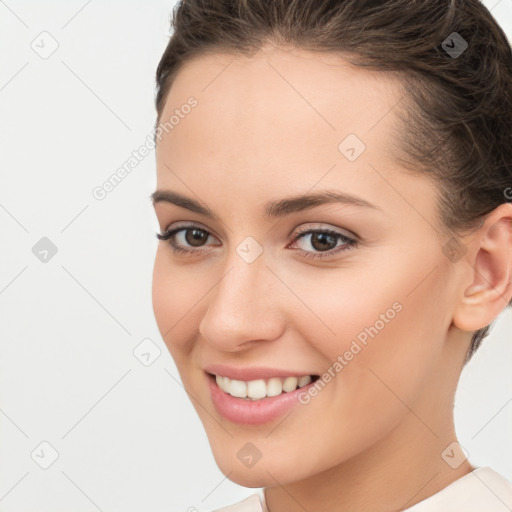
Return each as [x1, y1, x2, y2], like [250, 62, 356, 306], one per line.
[150, 189, 382, 219]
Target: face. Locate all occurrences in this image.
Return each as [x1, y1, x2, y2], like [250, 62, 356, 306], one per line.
[152, 45, 465, 488]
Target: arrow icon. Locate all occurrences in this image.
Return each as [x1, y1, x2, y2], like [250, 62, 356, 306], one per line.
[237, 441, 262, 467]
[31, 441, 59, 469]
[442, 32, 468, 58]
[339, 134, 365, 161]
[32, 237, 58, 262]
[134, 338, 161, 366]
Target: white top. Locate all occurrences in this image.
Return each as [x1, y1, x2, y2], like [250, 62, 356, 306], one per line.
[210, 467, 512, 512]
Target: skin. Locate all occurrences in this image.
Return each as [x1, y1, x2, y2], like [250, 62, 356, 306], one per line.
[151, 44, 512, 512]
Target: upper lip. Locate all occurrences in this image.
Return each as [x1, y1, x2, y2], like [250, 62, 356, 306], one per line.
[204, 364, 317, 381]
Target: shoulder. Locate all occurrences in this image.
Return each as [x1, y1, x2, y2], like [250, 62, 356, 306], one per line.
[475, 467, 512, 507]
[208, 492, 264, 512]
[406, 466, 512, 511]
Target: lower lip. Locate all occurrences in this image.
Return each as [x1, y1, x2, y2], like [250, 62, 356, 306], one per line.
[207, 373, 317, 425]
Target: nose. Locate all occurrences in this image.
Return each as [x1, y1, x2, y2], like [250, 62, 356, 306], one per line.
[199, 247, 285, 352]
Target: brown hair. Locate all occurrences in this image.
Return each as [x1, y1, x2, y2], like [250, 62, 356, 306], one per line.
[154, 0, 512, 364]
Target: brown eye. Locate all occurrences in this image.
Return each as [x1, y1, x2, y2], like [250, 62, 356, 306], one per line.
[309, 232, 338, 252]
[155, 224, 220, 255]
[289, 227, 358, 260]
[185, 228, 209, 247]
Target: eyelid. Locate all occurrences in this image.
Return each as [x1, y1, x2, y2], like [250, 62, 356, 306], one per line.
[162, 220, 222, 240]
[286, 226, 358, 258]
[157, 221, 359, 261]
[291, 222, 358, 240]
[162, 221, 357, 244]
[163, 220, 209, 232]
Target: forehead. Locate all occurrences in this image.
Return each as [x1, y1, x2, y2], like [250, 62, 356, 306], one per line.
[158, 45, 403, 142]
[155, 45, 430, 220]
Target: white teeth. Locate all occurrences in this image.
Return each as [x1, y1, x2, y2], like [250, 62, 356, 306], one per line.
[282, 376, 298, 392]
[247, 379, 267, 399]
[298, 375, 312, 388]
[266, 377, 283, 397]
[229, 379, 247, 398]
[215, 374, 314, 400]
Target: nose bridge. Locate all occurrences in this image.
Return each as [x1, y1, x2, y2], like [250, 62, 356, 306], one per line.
[199, 242, 283, 348]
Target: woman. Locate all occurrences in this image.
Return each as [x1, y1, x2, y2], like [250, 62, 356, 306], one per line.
[150, 0, 512, 510]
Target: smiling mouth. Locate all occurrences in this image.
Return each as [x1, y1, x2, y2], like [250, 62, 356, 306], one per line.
[207, 372, 320, 401]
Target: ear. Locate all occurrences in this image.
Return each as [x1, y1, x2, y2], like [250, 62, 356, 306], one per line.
[452, 202, 512, 333]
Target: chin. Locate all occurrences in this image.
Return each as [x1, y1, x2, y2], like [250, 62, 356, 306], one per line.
[215, 460, 277, 488]
[210, 441, 308, 488]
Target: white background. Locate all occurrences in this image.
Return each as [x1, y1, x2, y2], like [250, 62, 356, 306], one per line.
[0, 1, 511, 511]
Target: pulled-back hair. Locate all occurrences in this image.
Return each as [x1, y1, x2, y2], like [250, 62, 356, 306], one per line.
[155, 0, 512, 364]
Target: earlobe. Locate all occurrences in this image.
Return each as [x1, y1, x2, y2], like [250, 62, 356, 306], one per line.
[451, 204, 512, 333]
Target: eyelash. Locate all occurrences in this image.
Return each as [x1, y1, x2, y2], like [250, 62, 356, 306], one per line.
[156, 223, 358, 260]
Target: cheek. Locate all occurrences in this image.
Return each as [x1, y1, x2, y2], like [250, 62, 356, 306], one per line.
[304, 243, 445, 345]
[288, 249, 448, 411]
[151, 250, 201, 356]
